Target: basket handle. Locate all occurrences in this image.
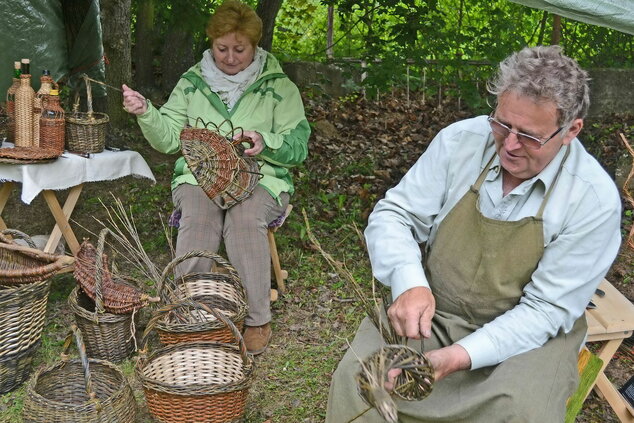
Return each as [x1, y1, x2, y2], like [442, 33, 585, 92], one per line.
[83, 74, 94, 116]
[140, 299, 250, 365]
[0, 229, 36, 249]
[61, 324, 102, 411]
[94, 227, 113, 314]
[157, 250, 241, 297]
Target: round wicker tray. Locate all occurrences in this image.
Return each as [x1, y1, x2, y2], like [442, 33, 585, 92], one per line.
[0, 146, 61, 164]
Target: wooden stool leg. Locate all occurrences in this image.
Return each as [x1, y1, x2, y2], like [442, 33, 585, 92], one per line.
[268, 228, 286, 296]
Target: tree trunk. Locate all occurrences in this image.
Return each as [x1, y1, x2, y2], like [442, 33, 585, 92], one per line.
[160, 28, 195, 94]
[552, 14, 561, 45]
[99, 0, 131, 129]
[133, 0, 156, 92]
[537, 10, 548, 45]
[256, 0, 283, 51]
[326, 6, 334, 60]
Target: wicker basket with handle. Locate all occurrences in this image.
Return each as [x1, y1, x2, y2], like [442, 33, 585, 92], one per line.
[69, 228, 145, 363]
[156, 250, 247, 344]
[137, 300, 254, 423]
[22, 324, 137, 423]
[65, 75, 108, 153]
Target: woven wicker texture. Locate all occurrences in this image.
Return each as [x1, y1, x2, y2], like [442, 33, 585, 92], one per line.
[0, 278, 50, 358]
[68, 287, 137, 363]
[0, 146, 62, 164]
[0, 339, 41, 395]
[39, 86, 65, 154]
[356, 345, 435, 423]
[70, 228, 143, 362]
[23, 325, 137, 423]
[0, 231, 73, 286]
[156, 250, 247, 344]
[32, 75, 53, 147]
[137, 301, 253, 423]
[180, 124, 261, 209]
[74, 228, 152, 314]
[65, 76, 108, 153]
[15, 75, 35, 147]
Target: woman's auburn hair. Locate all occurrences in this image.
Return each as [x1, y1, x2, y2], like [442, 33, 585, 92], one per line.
[206, 0, 263, 47]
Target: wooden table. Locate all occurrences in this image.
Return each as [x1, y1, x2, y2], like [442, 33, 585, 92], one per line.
[0, 148, 155, 255]
[583, 279, 634, 422]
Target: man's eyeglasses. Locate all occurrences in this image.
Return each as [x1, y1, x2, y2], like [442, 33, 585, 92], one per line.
[487, 116, 563, 150]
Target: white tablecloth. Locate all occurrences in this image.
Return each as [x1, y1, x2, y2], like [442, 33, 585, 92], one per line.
[0, 145, 156, 204]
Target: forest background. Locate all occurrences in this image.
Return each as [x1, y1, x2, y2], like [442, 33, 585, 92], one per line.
[1, 0, 634, 422]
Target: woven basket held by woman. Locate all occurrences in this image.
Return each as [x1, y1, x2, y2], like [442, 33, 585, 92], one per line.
[123, 0, 310, 355]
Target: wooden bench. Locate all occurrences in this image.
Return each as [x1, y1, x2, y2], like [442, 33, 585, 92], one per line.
[578, 279, 634, 422]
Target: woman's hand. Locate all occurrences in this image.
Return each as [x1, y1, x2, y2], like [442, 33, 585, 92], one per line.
[122, 84, 148, 115]
[235, 130, 264, 156]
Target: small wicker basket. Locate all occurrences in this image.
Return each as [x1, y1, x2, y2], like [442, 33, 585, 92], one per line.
[65, 75, 108, 153]
[137, 301, 254, 423]
[156, 250, 247, 344]
[22, 324, 137, 423]
[69, 229, 142, 363]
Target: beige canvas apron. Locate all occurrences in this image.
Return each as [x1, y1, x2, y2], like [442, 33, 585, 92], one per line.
[326, 149, 586, 423]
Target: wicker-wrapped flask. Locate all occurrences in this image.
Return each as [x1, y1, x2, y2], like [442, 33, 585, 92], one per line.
[39, 88, 65, 154]
[5, 61, 21, 142]
[14, 59, 35, 147]
[32, 70, 53, 147]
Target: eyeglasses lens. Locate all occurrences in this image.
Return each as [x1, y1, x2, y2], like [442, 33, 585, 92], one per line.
[489, 119, 540, 150]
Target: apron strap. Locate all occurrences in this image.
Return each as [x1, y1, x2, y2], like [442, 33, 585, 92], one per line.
[536, 145, 570, 218]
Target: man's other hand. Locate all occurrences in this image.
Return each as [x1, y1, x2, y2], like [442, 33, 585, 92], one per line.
[387, 286, 435, 339]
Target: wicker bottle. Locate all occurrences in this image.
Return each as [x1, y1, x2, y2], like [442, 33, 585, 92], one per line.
[32, 70, 53, 147]
[14, 59, 35, 147]
[5, 61, 21, 142]
[39, 89, 65, 154]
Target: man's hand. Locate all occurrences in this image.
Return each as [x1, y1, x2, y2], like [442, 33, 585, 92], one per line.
[235, 130, 264, 156]
[387, 286, 435, 339]
[385, 344, 471, 390]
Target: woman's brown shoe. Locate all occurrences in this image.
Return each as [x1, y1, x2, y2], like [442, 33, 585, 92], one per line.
[243, 323, 272, 355]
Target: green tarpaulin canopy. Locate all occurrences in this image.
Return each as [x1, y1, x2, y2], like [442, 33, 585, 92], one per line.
[0, 0, 105, 102]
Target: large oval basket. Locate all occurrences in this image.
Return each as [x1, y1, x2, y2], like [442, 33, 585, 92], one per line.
[22, 325, 136, 423]
[137, 301, 253, 423]
[156, 250, 247, 344]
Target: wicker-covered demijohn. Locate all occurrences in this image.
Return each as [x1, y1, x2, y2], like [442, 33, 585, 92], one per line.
[65, 75, 108, 153]
[70, 228, 154, 362]
[180, 122, 261, 209]
[137, 301, 254, 423]
[156, 250, 247, 345]
[0, 230, 73, 285]
[22, 324, 137, 423]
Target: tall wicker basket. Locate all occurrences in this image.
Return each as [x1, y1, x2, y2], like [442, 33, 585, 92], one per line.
[156, 250, 247, 344]
[65, 75, 108, 153]
[137, 301, 254, 423]
[22, 324, 137, 423]
[69, 229, 140, 363]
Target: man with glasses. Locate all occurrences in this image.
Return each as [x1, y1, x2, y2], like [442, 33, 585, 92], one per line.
[327, 46, 621, 422]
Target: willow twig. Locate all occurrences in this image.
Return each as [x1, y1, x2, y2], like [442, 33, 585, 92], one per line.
[619, 133, 634, 250]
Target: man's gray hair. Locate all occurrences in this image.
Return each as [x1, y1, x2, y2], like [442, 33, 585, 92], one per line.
[487, 45, 590, 127]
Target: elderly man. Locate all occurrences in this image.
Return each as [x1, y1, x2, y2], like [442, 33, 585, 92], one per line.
[326, 46, 621, 422]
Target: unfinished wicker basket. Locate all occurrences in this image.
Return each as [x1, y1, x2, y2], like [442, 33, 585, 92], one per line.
[156, 250, 247, 344]
[180, 124, 261, 209]
[65, 75, 108, 153]
[0, 230, 73, 285]
[74, 228, 156, 314]
[137, 301, 253, 423]
[70, 228, 145, 362]
[22, 324, 137, 423]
